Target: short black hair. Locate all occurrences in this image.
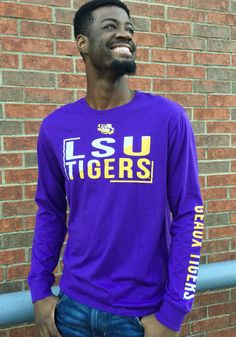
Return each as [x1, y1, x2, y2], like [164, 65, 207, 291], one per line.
[73, 0, 130, 39]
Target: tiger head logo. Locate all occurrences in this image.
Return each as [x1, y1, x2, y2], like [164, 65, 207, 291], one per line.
[97, 123, 115, 135]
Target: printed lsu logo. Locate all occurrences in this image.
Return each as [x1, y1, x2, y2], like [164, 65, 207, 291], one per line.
[97, 123, 115, 135]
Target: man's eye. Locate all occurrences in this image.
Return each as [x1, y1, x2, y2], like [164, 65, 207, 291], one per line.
[104, 24, 116, 30]
[127, 27, 134, 35]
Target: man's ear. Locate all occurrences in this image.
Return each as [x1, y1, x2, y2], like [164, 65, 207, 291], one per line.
[76, 34, 89, 55]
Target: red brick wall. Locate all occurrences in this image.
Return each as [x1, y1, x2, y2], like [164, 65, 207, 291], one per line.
[0, 0, 236, 336]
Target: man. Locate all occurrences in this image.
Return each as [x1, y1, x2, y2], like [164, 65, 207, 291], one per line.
[28, 0, 204, 336]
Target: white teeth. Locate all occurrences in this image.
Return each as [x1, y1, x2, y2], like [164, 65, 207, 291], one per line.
[112, 47, 132, 55]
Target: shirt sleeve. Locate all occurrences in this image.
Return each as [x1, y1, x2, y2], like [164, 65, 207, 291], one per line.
[155, 107, 204, 331]
[28, 121, 67, 303]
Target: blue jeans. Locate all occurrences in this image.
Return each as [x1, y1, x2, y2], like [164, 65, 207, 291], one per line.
[55, 291, 145, 337]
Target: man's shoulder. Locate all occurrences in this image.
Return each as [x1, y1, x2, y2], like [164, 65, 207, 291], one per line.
[139, 91, 186, 120]
[41, 98, 84, 127]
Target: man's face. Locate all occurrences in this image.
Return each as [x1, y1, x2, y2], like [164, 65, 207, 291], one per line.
[86, 6, 137, 77]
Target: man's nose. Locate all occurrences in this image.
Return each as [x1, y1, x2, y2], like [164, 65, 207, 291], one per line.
[115, 28, 132, 40]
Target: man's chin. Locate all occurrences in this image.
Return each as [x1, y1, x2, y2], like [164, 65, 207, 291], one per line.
[111, 59, 136, 77]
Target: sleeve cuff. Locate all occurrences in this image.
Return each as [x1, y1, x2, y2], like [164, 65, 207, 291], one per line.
[155, 300, 189, 332]
[28, 279, 53, 303]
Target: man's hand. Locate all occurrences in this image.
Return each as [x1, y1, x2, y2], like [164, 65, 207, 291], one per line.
[34, 295, 62, 337]
[140, 314, 179, 337]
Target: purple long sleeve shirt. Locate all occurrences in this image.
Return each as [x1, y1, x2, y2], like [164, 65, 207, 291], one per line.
[28, 91, 204, 332]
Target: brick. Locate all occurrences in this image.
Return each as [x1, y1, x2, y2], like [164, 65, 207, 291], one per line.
[232, 2, 236, 13]
[0, 2, 52, 21]
[22, 55, 73, 72]
[208, 327, 236, 337]
[194, 81, 230, 94]
[2, 71, 55, 88]
[167, 35, 205, 50]
[128, 78, 151, 91]
[0, 121, 22, 135]
[136, 49, 149, 62]
[207, 122, 236, 133]
[25, 185, 37, 199]
[208, 95, 236, 107]
[204, 135, 230, 146]
[0, 54, 18, 69]
[207, 12, 236, 25]
[0, 18, 18, 35]
[232, 161, 236, 172]
[166, 94, 205, 107]
[0, 87, 23, 102]
[58, 74, 86, 89]
[197, 148, 205, 160]
[208, 226, 236, 239]
[0, 218, 23, 233]
[5, 104, 56, 119]
[191, 121, 205, 134]
[22, 216, 35, 230]
[0, 281, 23, 294]
[194, 108, 230, 120]
[127, 3, 164, 18]
[204, 212, 229, 227]
[232, 238, 236, 249]
[137, 63, 164, 77]
[230, 313, 236, 325]
[208, 68, 236, 81]
[151, 20, 191, 36]
[18, 0, 70, 6]
[232, 28, 236, 40]
[21, 21, 71, 39]
[4, 136, 37, 151]
[56, 41, 78, 56]
[25, 88, 74, 104]
[0, 186, 22, 201]
[208, 148, 236, 159]
[1, 231, 33, 249]
[0, 249, 25, 265]
[208, 200, 236, 212]
[194, 52, 230, 66]
[24, 121, 41, 135]
[180, 322, 190, 336]
[131, 17, 149, 32]
[24, 152, 37, 167]
[192, 317, 229, 333]
[152, 49, 191, 64]
[202, 187, 227, 199]
[193, 0, 229, 11]
[167, 7, 206, 22]
[207, 174, 236, 186]
[56, 8, 75, 24]
[153, 79, 192, 92]
[1, 37, 53, 53]
[184, 307, 207, 322]
[6, 264, 30, 281]
[230, 187, 236, 198]
[193, 24, 230, 39]
[167, 65, 205, 79]
[149, 0, 191, 5]
[5, 169, 37, 184]
[199, 161, 229, 174]
[233, 55, 236, 67]
[208, 39, 236, 53]
[135, 32, 164, 47]
[208, 251, 236, 263]
[2, 201, 36, 217]
[9, 325, 38, 337]
[75, 59, 86, 73]
[202, 239, 229, 253]
[0, 153, 22, 167]
[209, 301, 236, 317]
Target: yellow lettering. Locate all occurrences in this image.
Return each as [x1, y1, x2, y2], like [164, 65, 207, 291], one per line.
[123, 136, 151, 156]
[137, 158, 151, 179]
[104, 158, 115, 179]
[119, 158, 133, 179]
[87, 160, 101, 179]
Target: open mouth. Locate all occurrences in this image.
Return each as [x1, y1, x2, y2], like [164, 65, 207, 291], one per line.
[110, 45, 133, 57]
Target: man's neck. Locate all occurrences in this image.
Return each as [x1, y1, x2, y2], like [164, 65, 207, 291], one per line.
[85, 72, 134, 110]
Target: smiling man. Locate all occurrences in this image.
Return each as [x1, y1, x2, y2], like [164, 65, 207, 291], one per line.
[28, 1, 204, 337]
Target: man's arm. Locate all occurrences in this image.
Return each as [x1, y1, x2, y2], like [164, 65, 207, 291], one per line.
[28, 121, 67, 337]
[142, 106, 204, 336]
